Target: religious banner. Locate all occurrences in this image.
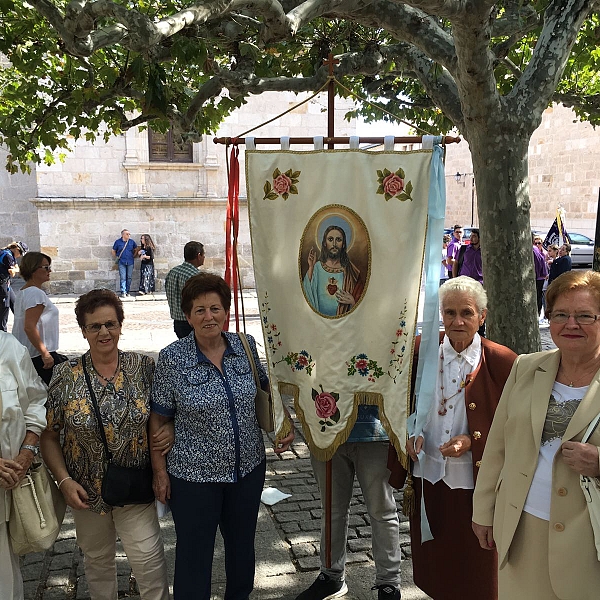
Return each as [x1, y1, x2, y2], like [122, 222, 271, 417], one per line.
[246, 148, 438, 462]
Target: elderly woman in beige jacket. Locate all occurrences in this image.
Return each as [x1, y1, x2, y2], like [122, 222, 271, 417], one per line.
[0, 332, 47, 600]
[473, 270, 600, 599]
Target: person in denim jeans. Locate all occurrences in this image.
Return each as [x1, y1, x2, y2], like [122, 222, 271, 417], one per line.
[111, 229, 138, 297]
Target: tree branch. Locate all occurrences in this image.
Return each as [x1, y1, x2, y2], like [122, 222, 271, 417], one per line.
[508, 0, 595, 129]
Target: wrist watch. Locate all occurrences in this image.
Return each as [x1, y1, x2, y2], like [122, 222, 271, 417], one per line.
[21, 444, 40, 456]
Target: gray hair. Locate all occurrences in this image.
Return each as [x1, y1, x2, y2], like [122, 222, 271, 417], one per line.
[439, 276, 488, 314]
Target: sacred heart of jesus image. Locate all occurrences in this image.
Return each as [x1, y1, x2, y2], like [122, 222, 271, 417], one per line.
[327, 278, 338, 296]
[300, 204, 371, 319]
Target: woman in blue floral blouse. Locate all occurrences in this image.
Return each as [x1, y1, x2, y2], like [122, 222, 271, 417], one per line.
[150, 273, 294, 600]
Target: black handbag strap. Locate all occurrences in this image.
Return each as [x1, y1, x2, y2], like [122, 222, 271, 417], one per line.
[81, 355, 113, 462]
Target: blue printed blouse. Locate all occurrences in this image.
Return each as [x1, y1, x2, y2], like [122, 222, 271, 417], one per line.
[151, 331, 268, 483]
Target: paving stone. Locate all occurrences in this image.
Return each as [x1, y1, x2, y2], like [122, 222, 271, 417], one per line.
[290, 484, 319, 494]
[296, 556, 322, 571]
[42, 587, 68, 599]
[49, 554, 73, 571]
[345, 552, 369, 564]
[288, 492, 314, 502]
[53, 538, 77, 555]
[287, 531, 320, 545]
[298, 500, 321, 511]
[23, 580, 39, 600]
[357, 526, 372, 538]
[23, 552, 46, 565]
[270, 501, 301, 513]
[22, 561, 45, 581]
[75, 576, 89, 600]
[281, 522, 301, 533]
[275, 511, 313, 523]
[348, 538, 373, 552]
[46, 570, 70, 587]
[290, 543, 317, 559]
[299, 520, 322, 532]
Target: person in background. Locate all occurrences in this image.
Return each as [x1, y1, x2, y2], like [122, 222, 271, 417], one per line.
[440, 234, 451, 287]
[446, 225, 463, 279]
[473, 270, 600, 599]
[12, 252, 66, 385]
[547, 242, 572, 286]
[165, 241, 205, 338]
[454, 229, 483, 283]
[150, 273, 294, 600]
[398, 277, 516, 600]
[111, 229, 138, 298]
[138, 234, 156, 296]
[41, 289, 171, 600]
[532, 234, 549, 317]
[0, 241, 28, 332]
[0, 331, 47, 600]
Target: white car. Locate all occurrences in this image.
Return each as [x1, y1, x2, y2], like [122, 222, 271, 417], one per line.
[568, 232, 594, 267]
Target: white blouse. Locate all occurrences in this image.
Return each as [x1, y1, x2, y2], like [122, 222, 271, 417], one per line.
[413, 333, 482, 489]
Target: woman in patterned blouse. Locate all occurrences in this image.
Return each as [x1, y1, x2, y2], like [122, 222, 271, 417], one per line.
[150, 273, 294, 600]
[40, 289, 171, 600]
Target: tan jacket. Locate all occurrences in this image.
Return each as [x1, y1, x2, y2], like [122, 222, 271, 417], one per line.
[473, 349, 600, 599]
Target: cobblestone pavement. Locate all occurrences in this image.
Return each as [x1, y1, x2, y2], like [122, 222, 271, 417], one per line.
[13, 293, 555, 600]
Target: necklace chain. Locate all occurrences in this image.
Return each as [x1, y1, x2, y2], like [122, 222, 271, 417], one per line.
[559, 363, 597, 388]
[92, 356, 120, 385]
[438, 350, 467, 416]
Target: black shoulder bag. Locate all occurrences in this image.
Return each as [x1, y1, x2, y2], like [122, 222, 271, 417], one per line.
[82, 357, 154, 507]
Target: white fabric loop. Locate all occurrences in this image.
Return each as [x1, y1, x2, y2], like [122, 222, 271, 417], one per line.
[280, 136, 290, 150]
[384, 136, 395, 151]
[313, 136, 324, 150]
[245, 137, 256, 150]
[349, 136, 360, 149]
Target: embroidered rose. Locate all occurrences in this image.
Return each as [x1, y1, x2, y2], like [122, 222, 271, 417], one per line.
[273, 173, 292, 195]
[382, 173, 404, 197]
[314, 391, 338, 419]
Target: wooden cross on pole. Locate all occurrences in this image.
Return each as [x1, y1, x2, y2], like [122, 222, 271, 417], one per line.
[323, 53, 339, 144]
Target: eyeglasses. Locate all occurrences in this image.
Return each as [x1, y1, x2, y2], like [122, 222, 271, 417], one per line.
[83, 321, 121, 333]
[534, 241, 542, 245]
[548, 312, 600, 325]
[37, 265, 52, 271]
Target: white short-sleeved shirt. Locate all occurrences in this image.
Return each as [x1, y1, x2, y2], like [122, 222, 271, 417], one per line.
[12, 286, 59, 357]
[523, 382, 585, 520]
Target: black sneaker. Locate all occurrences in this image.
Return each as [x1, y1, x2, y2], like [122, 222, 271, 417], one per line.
[373, 584, 401, 600]
[295, 573, 348, 600]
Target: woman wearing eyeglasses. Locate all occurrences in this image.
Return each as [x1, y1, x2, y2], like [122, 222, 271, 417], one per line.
[12, 252, 67, 385]
[473, 270, 600, 599]
[40, 289, 171, 600]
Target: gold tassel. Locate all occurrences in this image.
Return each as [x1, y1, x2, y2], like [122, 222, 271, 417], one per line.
[402, 474, 415, 517]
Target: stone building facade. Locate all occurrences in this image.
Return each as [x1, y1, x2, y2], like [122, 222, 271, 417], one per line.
[3, 99, 599, 294]
[444, 103, 600, 238]
[3, 92, 357, 293]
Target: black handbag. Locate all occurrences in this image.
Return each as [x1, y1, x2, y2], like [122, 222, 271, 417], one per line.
[82, 358, 154, 507]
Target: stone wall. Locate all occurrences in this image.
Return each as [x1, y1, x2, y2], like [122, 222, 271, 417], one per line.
[30, 92, 358, 292]
[0, 147, 39, 250]
[444, 103, 600, 237]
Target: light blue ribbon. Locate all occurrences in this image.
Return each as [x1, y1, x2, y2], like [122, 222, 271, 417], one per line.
[412, 137, 446, 543]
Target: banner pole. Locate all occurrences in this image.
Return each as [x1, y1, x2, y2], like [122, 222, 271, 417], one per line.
[323, 51, 339, 571]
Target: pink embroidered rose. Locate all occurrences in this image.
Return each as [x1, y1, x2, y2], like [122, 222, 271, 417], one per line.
[315, 392, 338, 419]
[297, 355, 309, 367]
[356, 359, 368, 371]
[273, 173, 292, 195]
[383, 173, 404, 197]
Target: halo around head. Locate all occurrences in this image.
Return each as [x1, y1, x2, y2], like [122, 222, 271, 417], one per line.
[316, 214, 355, 251]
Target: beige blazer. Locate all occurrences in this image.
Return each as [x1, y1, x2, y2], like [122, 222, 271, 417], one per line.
[473, 349, 600, 599]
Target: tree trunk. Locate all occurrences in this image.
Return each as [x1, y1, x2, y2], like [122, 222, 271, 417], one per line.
[468, 128, 541, 354]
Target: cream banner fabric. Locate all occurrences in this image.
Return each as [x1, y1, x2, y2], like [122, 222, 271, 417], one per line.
[246, 149, 432, 461]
